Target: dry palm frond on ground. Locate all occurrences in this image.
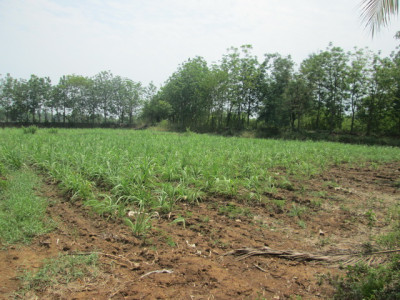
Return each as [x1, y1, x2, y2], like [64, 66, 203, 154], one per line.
[223, 246, 400, 267]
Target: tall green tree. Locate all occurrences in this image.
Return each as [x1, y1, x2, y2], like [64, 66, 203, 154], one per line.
[142, 95, 172, 124]
[347, 48, 370, 133]
[283, 74, 311, 131]
[59, 75, 90, 123]
[26, 75, 51, 123]
[207, 65, 230, 131]
[300, 52, 328, 129]
[239, 46, 261, 127]
[300, 44, 349, 131]
[390, 49, 400, 134]
[0, 74, 16, 122]
[323, 45, 349, 131]
[93, 71, 115, 123]
[113, 77, 144, 125]
[161, 57, 211, 130]
[220, 46, 243, 129]
[358, 54, 394, 134]
[258, 53, 294, 128]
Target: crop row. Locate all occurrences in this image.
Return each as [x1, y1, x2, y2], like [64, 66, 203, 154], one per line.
[1, 128, 399, 234]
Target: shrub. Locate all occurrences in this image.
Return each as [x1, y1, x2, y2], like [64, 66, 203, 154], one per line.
[22, 125, 38, 134]
[48, 128, 58, 134]
[333, 256, 400, 300]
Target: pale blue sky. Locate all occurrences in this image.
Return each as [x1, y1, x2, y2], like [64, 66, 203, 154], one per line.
[1, 0, 399, 86]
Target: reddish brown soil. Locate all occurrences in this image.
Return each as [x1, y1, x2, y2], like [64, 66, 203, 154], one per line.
[1, 162, 399, 299]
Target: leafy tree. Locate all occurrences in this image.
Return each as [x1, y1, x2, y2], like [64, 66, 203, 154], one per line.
[220, 46, 257, 129]
[112, 76, 128, 124]
[358, 54, 394, 134]
[55, 76, 71, 124]
[93, 71, 115, 123]
[207, 65, 230, 131]
[26, 75, 51, 123]
[347, 48, 370, 133]
[60, 75, 90, 123]
[323, 45, 349, 131]
[283, 74, 312, 131]
[258, 53, 294, 128]
[0, 74, 16, 122]
[220, 46, 243, 129]
[9, 78, 30, 122]
[390, 48, 400, 134]
[161, 57, 211, 130]
[239, 46, 261, 127]
[300, 44, 349, 131]
[142, 96, 172, 124]
[125, 80, 144, 125]
[300, 52, 329, 129]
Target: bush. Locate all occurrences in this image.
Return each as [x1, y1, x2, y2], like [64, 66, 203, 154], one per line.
[256, 126, 281, 138]
[22, 125, 38, 134]
[333, 256, 400, 300]
[48, 128, 58, 134]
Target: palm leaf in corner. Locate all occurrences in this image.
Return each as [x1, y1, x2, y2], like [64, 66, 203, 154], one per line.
[360, 0, 399, 36]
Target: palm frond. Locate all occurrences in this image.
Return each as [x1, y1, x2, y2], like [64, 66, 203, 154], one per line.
[360, 0, 399, 36]
[223, 246, 400, 267]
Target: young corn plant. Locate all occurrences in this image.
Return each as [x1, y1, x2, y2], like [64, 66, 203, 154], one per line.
[124, 212, 152, 237]
[212, 177, 238, 197]
[171, 216, 186, 229]
[85, 195, 124, 220]
[154, 189, 174, 214]
[59, 170, 94, 201]
[288, 204, 308, 219]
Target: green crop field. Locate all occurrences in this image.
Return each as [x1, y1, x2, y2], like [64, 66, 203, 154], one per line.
[1, 127, 400, 298]
[1, 128, 399, 233]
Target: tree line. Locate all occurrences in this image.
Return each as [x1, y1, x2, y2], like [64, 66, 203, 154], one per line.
[0, 71, 154, 125]
[1, 43, 400, 136]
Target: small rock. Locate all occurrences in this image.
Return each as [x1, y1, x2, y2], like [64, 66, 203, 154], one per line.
[127, 211, 137, 217]
[186, 240, 196, 248]
[235, 219, 242, 223]
[132, 263, 140, 270]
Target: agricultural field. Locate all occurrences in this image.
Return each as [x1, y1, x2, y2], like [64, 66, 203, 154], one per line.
[1, 128, 400, 299]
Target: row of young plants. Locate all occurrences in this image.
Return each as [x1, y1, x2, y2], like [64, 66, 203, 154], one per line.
[1, 127, 400, 298]
[0, 162, 54, 245]
[1, 128, 399, 235]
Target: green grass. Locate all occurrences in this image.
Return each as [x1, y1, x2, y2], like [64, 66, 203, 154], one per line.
[0, 128, 399, 234]
[218, 202, 252, 219]
[22, 125, 38, 134]
[288, 204, 307, 218]
[18, 253, 99, 294]
[0, 166, 54, 245]
[333, 256, 400, 300]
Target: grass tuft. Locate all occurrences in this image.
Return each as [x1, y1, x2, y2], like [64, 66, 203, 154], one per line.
[0, 167, 54, 245]
[22, 125, 38, 134]
[18, 253, 98, 294]
[333, 256, 400, 300]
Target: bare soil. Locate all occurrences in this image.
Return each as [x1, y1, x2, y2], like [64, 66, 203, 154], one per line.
[1, 162, 399, 299]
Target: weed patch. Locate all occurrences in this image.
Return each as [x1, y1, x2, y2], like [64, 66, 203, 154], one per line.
[333, 256, 400, 300]
[0, 167, 54, 245]
[218, 202, 252, 219]
[22, 125, 38, 134]
[18, 253, 99, 295]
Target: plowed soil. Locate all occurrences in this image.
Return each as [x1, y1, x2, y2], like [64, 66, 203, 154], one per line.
[1, 162, 399, 299]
